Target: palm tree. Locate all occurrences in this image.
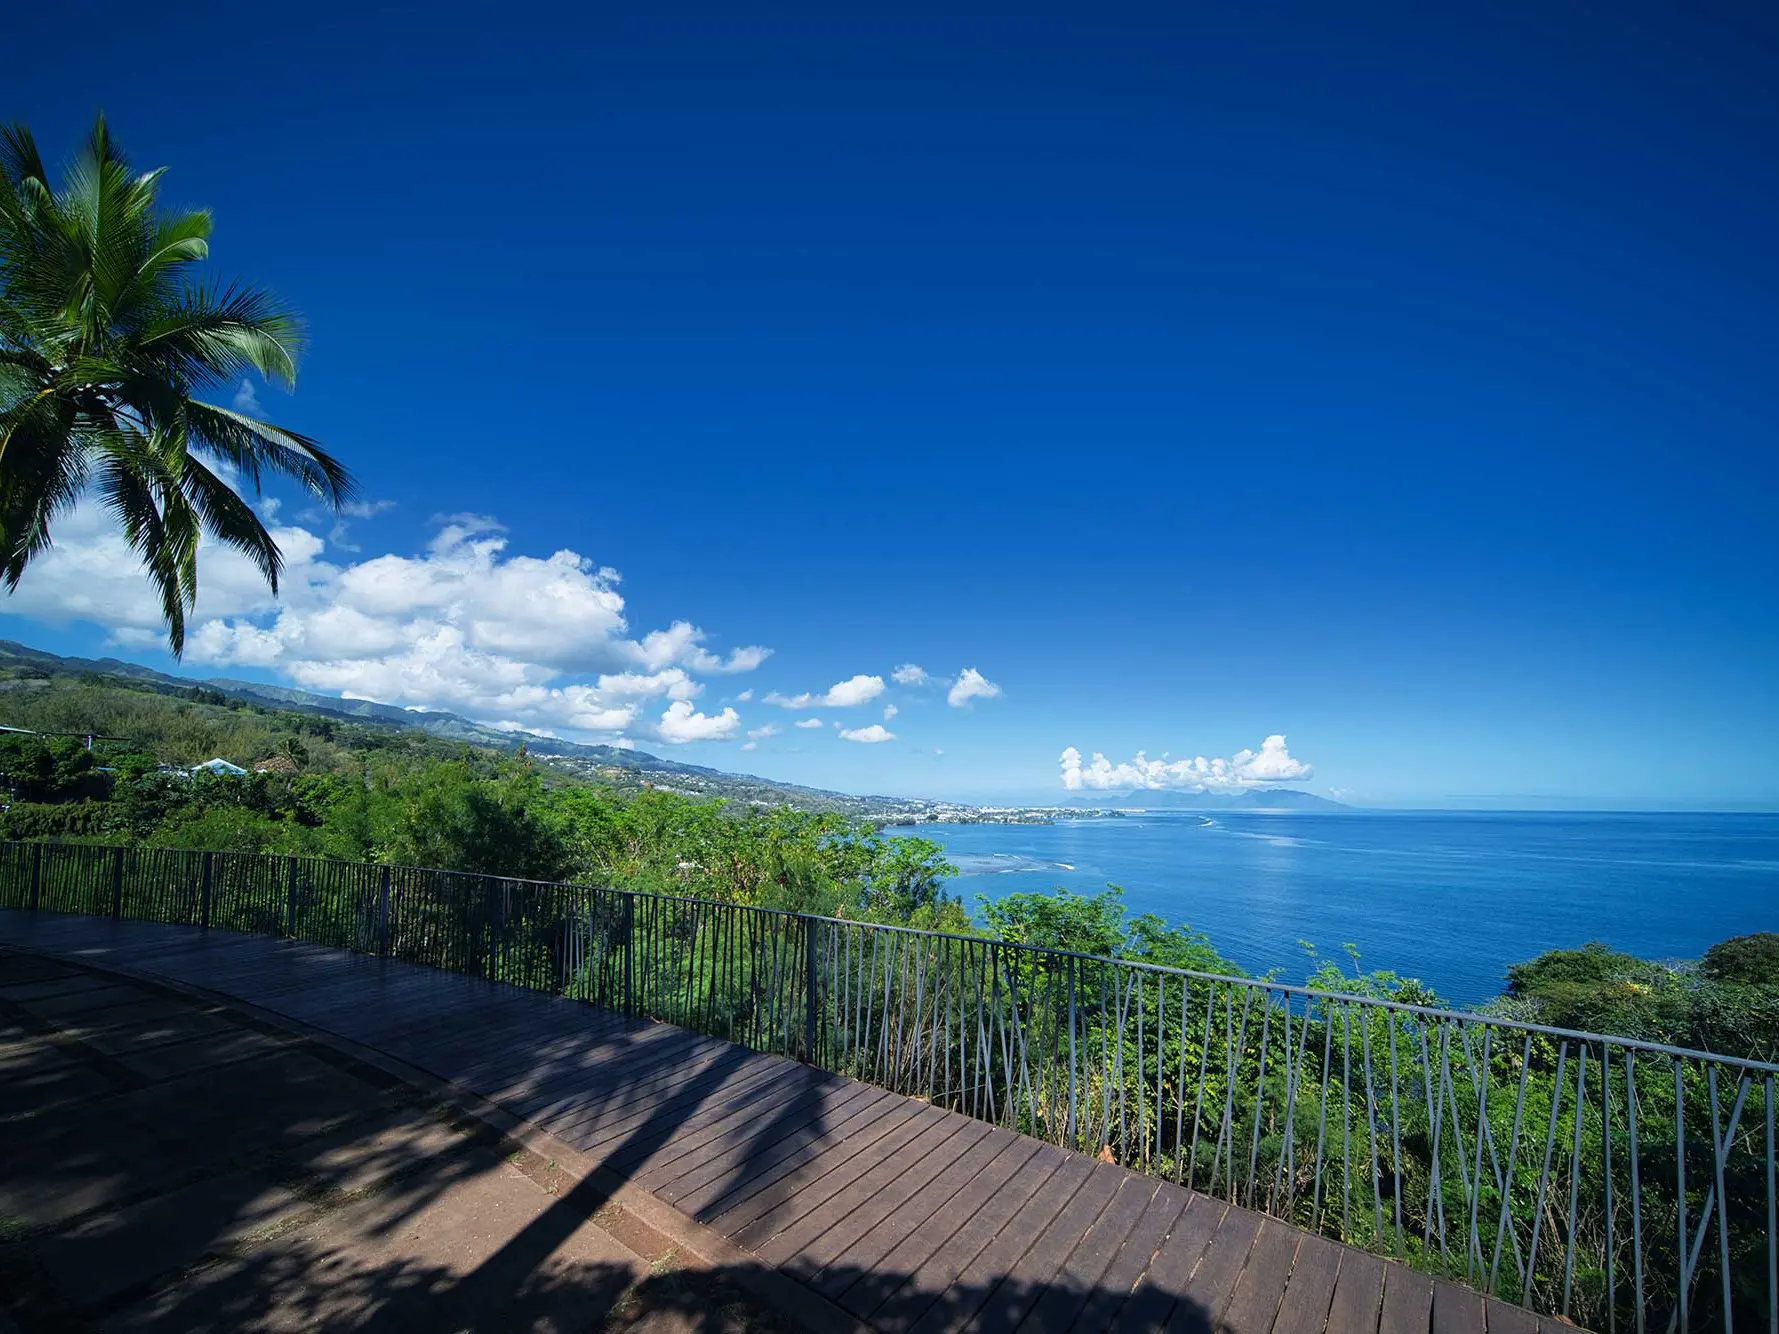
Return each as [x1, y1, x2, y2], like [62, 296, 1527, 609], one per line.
[0, 116, 354, 655]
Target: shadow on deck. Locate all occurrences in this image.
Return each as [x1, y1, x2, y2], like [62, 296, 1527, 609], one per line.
[0, 910, 1565, 1333]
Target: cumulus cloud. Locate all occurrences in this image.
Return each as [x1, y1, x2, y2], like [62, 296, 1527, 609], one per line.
[891, 664, 929, 686]
[736, 689, 753, 701]
[839, 724, 896, 744]
[232, 379, 263, 415]
[623, 621, 772, 674]
[794, 717, 824, 729]
[490, 721, 559, 739]
[946, 667, 1002, 708]
[883, 704, 898, 720]
[594, 669, 701, 701]
[1058, 735, 1314, 792]
[1, 506, 770, 746]
[746, 723, 780, 740]
[767, 674, 885, 709]
[656, 701, 741, 744]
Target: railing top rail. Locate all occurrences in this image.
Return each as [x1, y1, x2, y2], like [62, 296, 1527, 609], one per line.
[12, 839, 1778, 1076]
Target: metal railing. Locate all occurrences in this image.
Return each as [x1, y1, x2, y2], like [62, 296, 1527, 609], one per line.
[0, 839, 1772, 1332]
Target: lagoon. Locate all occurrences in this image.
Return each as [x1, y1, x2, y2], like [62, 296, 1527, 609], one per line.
[898, 810, 1779, 1007]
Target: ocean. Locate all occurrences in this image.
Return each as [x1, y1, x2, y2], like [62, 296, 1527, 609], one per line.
[896, 811, 1779, 1007]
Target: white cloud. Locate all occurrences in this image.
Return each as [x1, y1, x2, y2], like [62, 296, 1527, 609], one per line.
[232, 379, 263, 415]
[490, 721, 560, 739]
[883, 704, 898, 721]
[741, 741, 757, 751]
[594, 669, 701, 701]
[709, 644, 773, 673]
[736, 689, 753, 701]
[767, 674, 885, 709]
[1059, 735, 1314, 793]
[1, 506, 771, 745]
[656, 701, 740, 744]
[746, 723, 780, 740]
[794, 717, 824, 729]
[839, 724, 896, 744]
[628, 622, 771, 674]
[891, 664, 929, 686]
[947, 667, 1002, 708]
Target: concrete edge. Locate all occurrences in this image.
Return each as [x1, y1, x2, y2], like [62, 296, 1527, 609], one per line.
[0, 936, 874, 1334]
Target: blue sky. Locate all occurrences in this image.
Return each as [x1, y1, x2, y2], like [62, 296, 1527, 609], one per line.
[4, 1, 1777, 808]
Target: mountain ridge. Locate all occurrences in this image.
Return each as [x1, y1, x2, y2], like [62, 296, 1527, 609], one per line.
[0, 640, 919, 814]
[0, 639, 1343, 814]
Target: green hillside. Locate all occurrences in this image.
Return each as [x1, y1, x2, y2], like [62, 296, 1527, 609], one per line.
[0, 639, 911, 814]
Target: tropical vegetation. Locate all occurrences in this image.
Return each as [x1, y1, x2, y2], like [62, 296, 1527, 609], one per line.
[3, 664, 1776, 1329]
[0, 117, 353, 654]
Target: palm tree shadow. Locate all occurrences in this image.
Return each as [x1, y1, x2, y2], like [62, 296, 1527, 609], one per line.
[2, 922, 1223, 1333]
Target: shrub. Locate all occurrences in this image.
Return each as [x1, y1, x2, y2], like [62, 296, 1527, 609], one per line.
[1700, 932, 1779, 986]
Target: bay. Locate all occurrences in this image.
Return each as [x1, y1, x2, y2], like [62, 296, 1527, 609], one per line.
[896, 811, 1779, 1007]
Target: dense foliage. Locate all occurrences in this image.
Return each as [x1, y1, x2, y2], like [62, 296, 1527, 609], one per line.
[0, 678, 972, 930]
[1501, 939, 1779, 1061]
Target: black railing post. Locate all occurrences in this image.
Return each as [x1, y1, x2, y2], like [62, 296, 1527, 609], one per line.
[285, 856, 298, 937]
[623, 893, 635, 1016]
[488, 877, 503, 981]
[29, 841, 42, 911]
[198, 851, 214, 928]
[1067, 953, 1079, 1147]
[378, 865, 391, 956]
[803, 914, 820, 1064]
[110, 845, 126, 919]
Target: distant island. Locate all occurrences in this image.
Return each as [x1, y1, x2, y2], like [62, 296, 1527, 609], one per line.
[1061, 787, 1346, 812]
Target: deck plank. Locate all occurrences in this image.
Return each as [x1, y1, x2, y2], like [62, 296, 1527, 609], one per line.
[632, 1071, 870, 1192]
[754, 1113, 979, 1267]
[777, 1117, 998, 1281]
[1377, 1262, 1433, 1334]
[1482, 1295, 1541, 1334]
[1217, 1219, 1303, 1334]
[1325, 1248, 1386, 1334]
[811, 1124, 1032, 1301]
[700, 1094, 932, 1235]
[1063, 1181, 1190, 1332]
[1112, 1192, 1226, 1330]
[1429, 1278, 1488, 1334]
[1268, 1233, 1343, 1333]
[655, 1080, 887, 1205]
[898, 1154, 1095, 1334]
[1163, 1204, 1263, 1332]
[990, 1171, 1155, 1334]
[966, 1160, 1125, 1333]
[836, 1137, 1054, 1321]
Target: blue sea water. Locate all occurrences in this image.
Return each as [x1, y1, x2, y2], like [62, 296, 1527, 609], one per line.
[897, 812, 1779, 1007]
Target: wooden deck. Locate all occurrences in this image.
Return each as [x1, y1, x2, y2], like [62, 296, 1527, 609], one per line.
[0, 910, 1566, 1333]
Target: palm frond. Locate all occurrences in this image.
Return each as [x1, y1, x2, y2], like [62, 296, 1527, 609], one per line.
[175, 448, 282, 590]
[0, 123, 47, 193]
[184, 397, 355, 504]
[138, 281, 304, 387]
[0, 390, 89, 585]
[93, 445, 200, 655]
